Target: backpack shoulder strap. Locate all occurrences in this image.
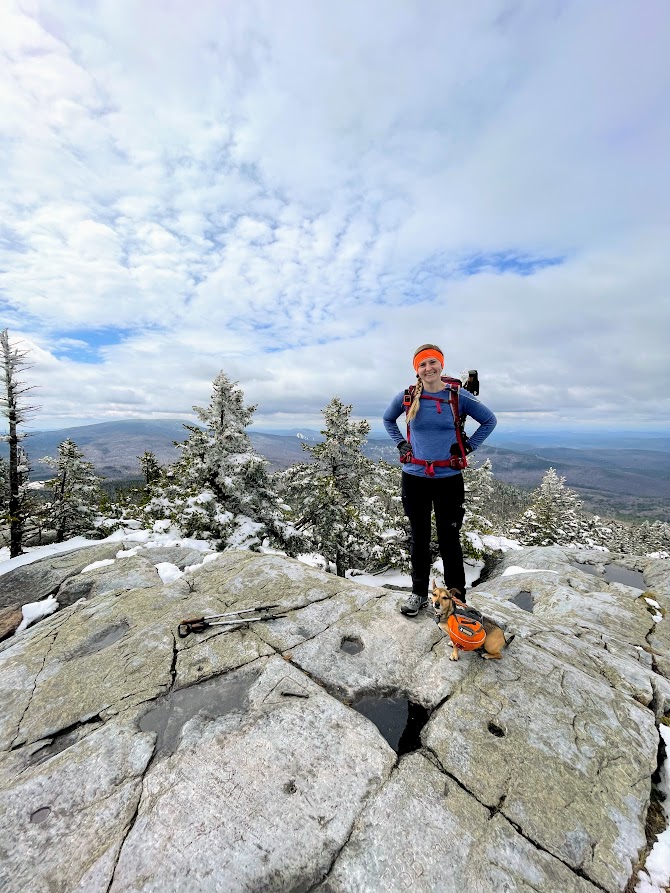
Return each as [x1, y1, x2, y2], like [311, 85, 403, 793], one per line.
[402, 384, 416, 413]
[455, 606, 484, 625]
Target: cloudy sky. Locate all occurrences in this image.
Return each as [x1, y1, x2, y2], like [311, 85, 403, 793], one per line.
[1, 0, 668, 436]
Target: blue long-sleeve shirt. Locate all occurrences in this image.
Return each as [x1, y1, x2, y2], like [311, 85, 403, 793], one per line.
[383, 387, 497, 478]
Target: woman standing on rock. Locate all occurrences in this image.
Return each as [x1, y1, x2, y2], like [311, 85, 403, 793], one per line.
[383, 343, 497, 616]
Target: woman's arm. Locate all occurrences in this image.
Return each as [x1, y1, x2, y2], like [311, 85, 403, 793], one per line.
[459, 390, 497, 451]
[382, 391, 407, 446]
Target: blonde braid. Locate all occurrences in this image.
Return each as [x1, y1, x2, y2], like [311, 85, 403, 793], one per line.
[406, 377, 423, 422]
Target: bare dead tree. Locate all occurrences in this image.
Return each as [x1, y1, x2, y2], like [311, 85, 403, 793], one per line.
[0, 329, 38, 557]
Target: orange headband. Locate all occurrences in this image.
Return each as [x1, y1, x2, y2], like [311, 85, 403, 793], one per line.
[413, 348, 444, 372]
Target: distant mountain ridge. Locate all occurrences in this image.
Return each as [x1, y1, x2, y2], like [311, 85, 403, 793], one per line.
[2, 419, 668, 522]
[2, 420, 193, 480]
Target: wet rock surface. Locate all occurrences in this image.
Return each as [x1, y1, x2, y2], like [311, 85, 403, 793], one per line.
[0, 545, 668, 892]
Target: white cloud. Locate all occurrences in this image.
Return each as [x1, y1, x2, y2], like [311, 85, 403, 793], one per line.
[0, 0, 668, 433]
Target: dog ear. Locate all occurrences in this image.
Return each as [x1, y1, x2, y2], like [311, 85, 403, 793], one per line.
[432, 578, 437, 591]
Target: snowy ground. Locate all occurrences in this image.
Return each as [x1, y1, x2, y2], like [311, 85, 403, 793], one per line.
[0, 528, 214, 579]
[1, 527, 515, 589]
[345, 559, 484, 592]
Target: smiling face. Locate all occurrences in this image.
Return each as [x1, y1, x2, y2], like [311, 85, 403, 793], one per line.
[417, 355, 443, 390]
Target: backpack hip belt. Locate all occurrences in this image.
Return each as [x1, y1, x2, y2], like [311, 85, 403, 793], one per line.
[406, 456, 466, 476]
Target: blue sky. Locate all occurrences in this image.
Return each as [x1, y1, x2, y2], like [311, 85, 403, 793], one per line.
[1, 0, 669, 434]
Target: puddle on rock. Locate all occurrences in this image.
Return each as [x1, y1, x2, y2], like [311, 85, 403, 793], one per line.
[510, 590, 534, 613]
[340, 636, 364, 655]
[140, 664, 260, 758]
[68, 621, 131, 659]
[352, 696, 429, 754]
[572, 563, 645, 589]
[30, 807, 51, 824]
[573, 563, 605, 581]
[602, 565, 646, 588]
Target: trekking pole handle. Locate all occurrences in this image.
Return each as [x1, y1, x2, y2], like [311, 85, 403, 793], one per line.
[177, 618, 210, 638]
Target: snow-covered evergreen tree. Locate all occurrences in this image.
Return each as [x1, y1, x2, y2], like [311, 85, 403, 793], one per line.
[97, 452, 164, 527]
[278, 397, 373, 576]
[358, 459, 409, 572]
[143, 372, 300, 552]
[42, 439, 102, 542]
[484, 478, 533, 532]
[460, 459, 496, 558]
[601, 518, 633, 553]
[510, 468, 592, 547]
[138, 451, 162, 486]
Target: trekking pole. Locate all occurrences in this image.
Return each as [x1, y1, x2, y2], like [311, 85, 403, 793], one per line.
[177, 604, 286, 638]
[197, 604, 281, 621]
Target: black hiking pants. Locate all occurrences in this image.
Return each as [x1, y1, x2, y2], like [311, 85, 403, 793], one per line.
[401, 471, 466, 598]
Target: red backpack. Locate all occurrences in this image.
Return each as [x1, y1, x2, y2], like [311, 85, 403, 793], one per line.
[400, 371, 479, 475]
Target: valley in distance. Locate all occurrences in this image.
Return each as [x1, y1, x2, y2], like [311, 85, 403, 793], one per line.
[5, 419, 670, 524]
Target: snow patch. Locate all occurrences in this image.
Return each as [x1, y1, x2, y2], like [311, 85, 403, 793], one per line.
[155, 562, 183, 584]
[17, 596, 59, 633]
[116, 547, 142, 558]
[184, 552, 220, 573]
[481, 534, 524, 552]
[81, 559, 116, 573]
[645, 598, 663, 624]
[501, 566, 560, 578]
[0, 536, 99, 578]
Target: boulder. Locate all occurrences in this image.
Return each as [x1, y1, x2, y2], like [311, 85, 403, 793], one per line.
[56, 555, 161, 607]
[0, 543, 122, 610]
[0, 722, 155, 893]
[110, 657, 396, 893]
[423, 637, 657, 893]
[286, 593, 443, 702]
[645, 558, 670, 597]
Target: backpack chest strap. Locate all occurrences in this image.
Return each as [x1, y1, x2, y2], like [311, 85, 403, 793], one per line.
[419, 393, 449, 413]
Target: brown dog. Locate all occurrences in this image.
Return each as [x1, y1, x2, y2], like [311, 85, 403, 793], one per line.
[431, 580, 507, 661]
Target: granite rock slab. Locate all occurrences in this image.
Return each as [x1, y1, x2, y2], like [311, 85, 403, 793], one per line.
[0, 545, 668, 893]
[130, 544, 213, 570]
[317, 752, 601, 893]
[423, 636, 658, 893]
[287, 593, 442, 702]
[109, 657, 396, 893]
[0, 722, 155, 893]
[56, 555, 161, 606]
